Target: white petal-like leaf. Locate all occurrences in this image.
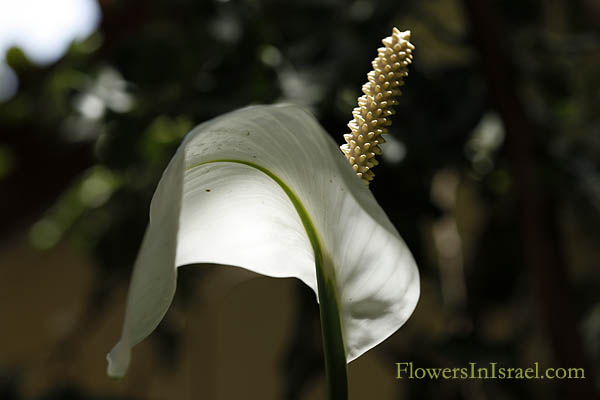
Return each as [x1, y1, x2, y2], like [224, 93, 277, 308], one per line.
[107, 104, 419, 378]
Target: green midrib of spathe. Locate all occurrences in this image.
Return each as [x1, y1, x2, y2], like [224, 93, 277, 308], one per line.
[187, 159, 348, 400]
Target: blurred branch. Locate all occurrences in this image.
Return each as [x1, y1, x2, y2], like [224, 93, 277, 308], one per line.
[581, 0, 600, 25]
[463, 0, 599, 399]
[96, 0, 149, 57]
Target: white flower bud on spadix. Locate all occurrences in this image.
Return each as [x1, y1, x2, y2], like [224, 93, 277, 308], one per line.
[341, 28, 414, 184]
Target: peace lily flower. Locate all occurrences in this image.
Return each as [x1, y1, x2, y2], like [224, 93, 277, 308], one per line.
[341, 28, 414, 184]
[107, 28, 419, 398]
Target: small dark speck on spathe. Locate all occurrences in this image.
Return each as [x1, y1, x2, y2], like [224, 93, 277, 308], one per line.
[246, 131, 250, 136]
[205, 189, 211, 192]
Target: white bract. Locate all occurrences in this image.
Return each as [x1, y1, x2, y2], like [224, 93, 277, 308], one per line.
[107, 104, 419, 378]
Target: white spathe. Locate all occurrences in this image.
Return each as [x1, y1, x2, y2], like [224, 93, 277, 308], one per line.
[107, 104, 419, 378]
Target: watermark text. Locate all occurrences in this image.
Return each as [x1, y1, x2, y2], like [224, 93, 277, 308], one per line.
[395, 362, 585, 380]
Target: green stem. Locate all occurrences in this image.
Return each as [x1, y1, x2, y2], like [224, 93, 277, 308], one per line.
[315, 253, 349, 400]
[187, 159, 349, 399]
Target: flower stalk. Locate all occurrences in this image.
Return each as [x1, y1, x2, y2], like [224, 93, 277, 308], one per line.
[316, 252, 348, 400]
[341, 28, 414, 184]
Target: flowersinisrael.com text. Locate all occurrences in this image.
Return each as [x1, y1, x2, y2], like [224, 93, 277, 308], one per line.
[395, 362, 585, 380]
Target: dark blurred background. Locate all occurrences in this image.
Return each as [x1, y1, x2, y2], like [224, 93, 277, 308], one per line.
[1, 0, 599, 399]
